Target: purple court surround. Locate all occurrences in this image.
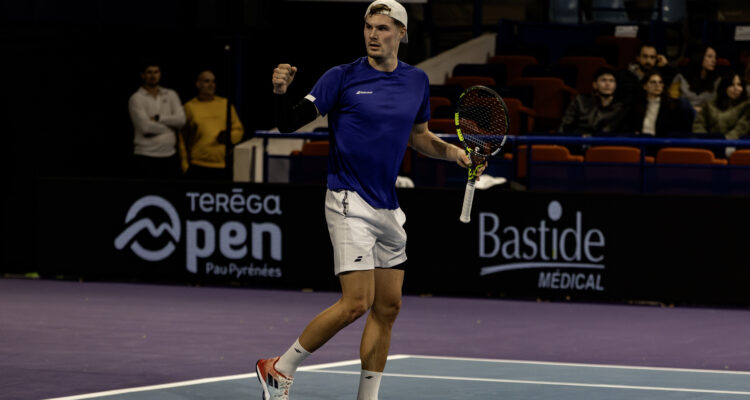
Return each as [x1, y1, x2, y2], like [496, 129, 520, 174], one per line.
[1, 278, 749, 400]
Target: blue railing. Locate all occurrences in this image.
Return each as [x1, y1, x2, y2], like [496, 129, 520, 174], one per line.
[253, 131, 750, 195]
[254, 131, 750, 149]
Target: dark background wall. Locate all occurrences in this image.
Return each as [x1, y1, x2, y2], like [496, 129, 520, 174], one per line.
[1, 0, 376, 272]
[3, 0, 425, 176]
[4, 0, 750, 276]
[5, 0, 750, 174]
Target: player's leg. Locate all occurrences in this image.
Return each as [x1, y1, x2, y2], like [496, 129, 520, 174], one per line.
[294, 189, 382, 354]
[298, 270, 375, 353]
[256, 271, 376, 400]
[359, 267, 404, 371]
[356, 267, 404, 400]
[357, 204, 407, 400]
[257, 189, 378, 399]
[281, 188, 380, 362]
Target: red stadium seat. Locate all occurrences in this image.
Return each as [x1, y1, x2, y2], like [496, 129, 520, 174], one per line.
[452, 63, 508, 87]
[514, 144, 584, 178]
[656, 147, 727, 165]
[729, 149, 750, 165]
[445, 76, 496, 89]
[558, 56, 615, 94]
[488, 55, 538, 85]
[511, 77, 577, 131]
[290, 140, 329, 157]
[428, 118, 456, 134]
[503, 97, 535, 135]
[585, 146, 654, 164]
[595, 36, 643, 70]
[429, 96, 452, 116]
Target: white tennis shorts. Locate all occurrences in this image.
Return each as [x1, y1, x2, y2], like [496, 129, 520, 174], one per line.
[325, 189, 407, 275]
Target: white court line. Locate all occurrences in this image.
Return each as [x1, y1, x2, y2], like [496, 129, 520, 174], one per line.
[42, 374, 258, 400]
[41, 356, 367, 400]
[397, 354, 750, 375]
[306, 369, 750, 396]
[301, 354, 409, 371]
[41, 354, 750, 400]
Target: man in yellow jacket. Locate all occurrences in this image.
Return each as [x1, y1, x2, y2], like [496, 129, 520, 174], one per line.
[180, 70, 244, 180]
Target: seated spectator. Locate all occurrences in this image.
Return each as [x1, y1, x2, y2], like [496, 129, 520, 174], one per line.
[617, 43, 676, 104]
[559, 67, 629, 135]
[632, 71, 686, 137]
[179, 70, 244, 180]
[693, 72, 750, 140]
[669, 45, 720, 112]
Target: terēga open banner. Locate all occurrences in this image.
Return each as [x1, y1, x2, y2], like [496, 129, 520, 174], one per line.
[35, 178, 337, 291]
[34, 178, 750, 306]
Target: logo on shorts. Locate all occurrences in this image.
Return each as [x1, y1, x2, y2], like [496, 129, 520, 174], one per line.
[354, 256, 363, 262]
[355, 90, 373, 95]
[114, 195, 181, 261]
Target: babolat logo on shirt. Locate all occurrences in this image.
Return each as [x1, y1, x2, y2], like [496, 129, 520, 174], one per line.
[114, 190, 284, 280]
[477, 200, 606, 292]
[355, 90, 373, 95]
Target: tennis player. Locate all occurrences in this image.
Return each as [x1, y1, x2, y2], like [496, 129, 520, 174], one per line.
[256, 1, 477, 398]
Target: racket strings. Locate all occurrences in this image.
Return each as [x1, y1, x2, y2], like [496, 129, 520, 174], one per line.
[456, 89, 508, 156]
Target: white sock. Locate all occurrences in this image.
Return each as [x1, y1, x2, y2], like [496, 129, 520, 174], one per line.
[274, 338, 311, 377]
[356, 370, 383, 400]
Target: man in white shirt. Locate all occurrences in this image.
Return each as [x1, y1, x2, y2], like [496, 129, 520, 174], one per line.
[128, 62, 186, 178]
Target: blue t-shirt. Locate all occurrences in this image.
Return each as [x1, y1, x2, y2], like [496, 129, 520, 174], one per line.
[307, 57, 430, 209]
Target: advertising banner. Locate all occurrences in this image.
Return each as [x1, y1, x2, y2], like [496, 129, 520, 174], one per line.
[399, 189, 750, 306]
[34, 179, 750, 306]
[36, 179, 338, 291]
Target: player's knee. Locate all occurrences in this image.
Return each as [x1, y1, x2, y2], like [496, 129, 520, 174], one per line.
[372, 298, 401, 323]
[342, 298, 371, 323]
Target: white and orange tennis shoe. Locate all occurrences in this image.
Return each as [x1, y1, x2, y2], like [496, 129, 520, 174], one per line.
[256, 356, 294, 400]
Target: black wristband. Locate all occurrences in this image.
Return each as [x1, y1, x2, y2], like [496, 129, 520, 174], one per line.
[274, 93, 318, 133]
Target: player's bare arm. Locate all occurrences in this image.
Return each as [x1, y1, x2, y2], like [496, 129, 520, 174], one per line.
[409, 122, 486, 179]
[408, 122, 468, 165]
[408, 121, 488, 171]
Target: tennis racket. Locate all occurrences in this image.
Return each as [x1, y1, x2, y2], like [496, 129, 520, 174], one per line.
[454, 85, 509, 223]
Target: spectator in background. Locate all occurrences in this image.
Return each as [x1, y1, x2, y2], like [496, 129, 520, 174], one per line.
[693, 72, 750, 140]
[617, 43, 676, 104]
[559, 67, 629, 135]
[632, 71, 686, 137]
[669, 45, 720, 113]
[179, 70, 244, 181]
[128, 62, 186, 178]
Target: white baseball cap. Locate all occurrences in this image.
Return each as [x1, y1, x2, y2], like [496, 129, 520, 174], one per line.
[364, 0, 408, 43]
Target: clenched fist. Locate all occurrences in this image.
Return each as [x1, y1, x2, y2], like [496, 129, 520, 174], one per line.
[272, 64, 297, 94]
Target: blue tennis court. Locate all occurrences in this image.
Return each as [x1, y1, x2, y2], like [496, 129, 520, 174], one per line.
[43, 355, 750, 400]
